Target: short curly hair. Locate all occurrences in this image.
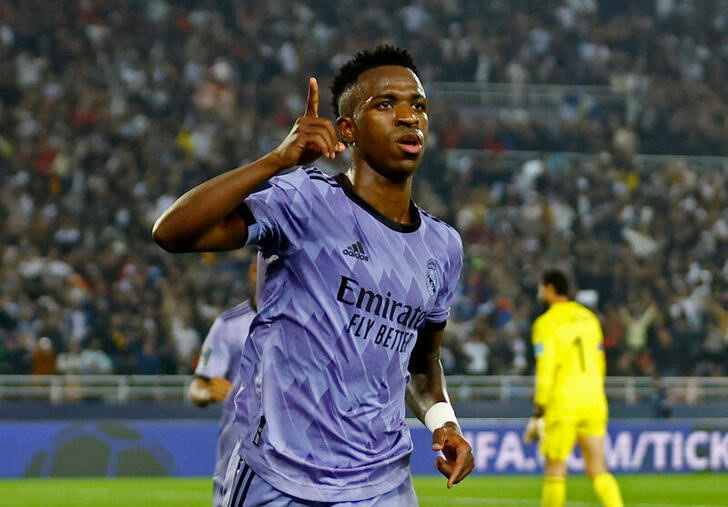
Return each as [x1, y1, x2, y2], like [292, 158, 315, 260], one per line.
[330, 45, 419, 117]
[542, 269, 571, 296]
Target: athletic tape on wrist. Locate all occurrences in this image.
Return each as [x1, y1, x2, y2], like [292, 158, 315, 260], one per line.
[424, 402, 460, 433]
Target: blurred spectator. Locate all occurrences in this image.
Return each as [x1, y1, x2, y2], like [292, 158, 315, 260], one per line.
[56, 342, 82, 375]
[619, 298, 659, 352]
[135, 339, 164, 375]
[650, 325, 678, 377]
[650, 375, 673, 419]
[79, 338, 113, 374]
[31, 336, 56, 375]
[461, 319, 490, 375]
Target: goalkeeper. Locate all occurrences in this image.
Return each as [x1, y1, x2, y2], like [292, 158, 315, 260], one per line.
[523, 269, 623, 507]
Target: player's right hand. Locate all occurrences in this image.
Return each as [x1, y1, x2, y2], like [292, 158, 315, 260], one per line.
[271, 77, 345, 168]
[523, 416, 544, 444]
[208, 377, 233, 401]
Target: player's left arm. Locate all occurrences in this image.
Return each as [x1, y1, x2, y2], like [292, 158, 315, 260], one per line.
[189, 317, 234, 407]
[593, 317, 607, 379]
[407, 325, 474, 488]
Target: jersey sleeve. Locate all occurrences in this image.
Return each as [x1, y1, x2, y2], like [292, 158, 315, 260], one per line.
[242, 168, 313, 257]
[425, 229, 463, 327]
[194, 317, 233, 380]
[593, 316, 607, 379]
[532, 316, 558, 409]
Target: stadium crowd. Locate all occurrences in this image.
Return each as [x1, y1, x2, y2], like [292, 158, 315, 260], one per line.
[0, 0, 726, 377]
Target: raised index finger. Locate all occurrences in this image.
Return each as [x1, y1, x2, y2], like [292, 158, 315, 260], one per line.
[304, 77, 319, 117]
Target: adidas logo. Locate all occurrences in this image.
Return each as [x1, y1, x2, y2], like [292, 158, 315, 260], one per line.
[343, 241, 369, 261]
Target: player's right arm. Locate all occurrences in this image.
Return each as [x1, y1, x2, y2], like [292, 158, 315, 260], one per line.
[152, 78, 345, 253]
[532, 316, 558, 411]
[524, 317, 557, 444]
[188, 376, 234, 407]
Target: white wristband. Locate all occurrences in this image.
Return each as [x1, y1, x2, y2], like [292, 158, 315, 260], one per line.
[424, 402, 460, 433]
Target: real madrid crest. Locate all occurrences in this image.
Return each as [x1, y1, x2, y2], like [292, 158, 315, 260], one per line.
[426, 259, 441, 297]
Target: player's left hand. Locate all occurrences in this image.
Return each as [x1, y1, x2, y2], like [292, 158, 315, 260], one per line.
[523, 416, 544, 444]
[432, 421, 474, 488]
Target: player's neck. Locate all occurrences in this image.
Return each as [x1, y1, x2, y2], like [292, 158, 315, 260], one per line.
[344, 166, 414, 224]
[548, 295, 570, 306]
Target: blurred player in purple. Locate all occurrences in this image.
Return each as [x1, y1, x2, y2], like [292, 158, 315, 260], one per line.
[153, 45, 474, 505]
[188, 259, 257, 507]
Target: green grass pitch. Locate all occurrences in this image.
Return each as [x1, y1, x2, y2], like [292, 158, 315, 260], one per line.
[1, 474, 727, 506]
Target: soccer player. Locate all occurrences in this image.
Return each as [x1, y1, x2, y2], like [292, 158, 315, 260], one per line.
[153, 45, 473, 505]
[523, 269, 623, 507]
[188, 259, 257, 507]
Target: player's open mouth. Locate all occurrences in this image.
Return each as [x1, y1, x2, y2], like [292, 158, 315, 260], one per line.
[395, 134, 423, 154]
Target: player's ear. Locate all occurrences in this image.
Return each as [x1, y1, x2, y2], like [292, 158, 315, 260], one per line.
[336, 116, 355, 146]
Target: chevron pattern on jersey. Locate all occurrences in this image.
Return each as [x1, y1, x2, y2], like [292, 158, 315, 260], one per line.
[234, 167, 462, 501]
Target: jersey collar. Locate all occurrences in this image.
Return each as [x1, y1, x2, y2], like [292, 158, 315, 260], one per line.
[333, 173, 421, 233]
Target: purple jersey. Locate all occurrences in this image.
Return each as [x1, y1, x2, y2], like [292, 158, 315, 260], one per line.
[195, 301, 255, 490]
[234, 167, 462, 501]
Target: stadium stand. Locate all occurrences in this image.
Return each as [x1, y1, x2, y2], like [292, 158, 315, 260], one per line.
[0, 0, 726, 382]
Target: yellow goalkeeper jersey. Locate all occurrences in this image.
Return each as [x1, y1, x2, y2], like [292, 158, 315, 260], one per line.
[532, 301, 607, 416]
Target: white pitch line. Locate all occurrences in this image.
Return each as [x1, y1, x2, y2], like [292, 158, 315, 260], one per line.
[419, 496, 721, 507]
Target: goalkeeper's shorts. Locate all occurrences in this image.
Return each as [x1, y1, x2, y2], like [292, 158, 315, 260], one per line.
[540, 408, 607, 461]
